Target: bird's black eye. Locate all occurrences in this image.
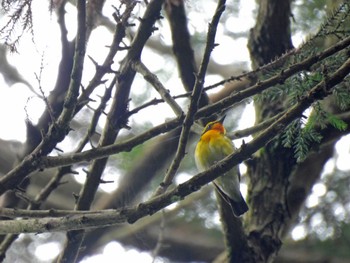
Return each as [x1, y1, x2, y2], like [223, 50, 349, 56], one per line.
[202, 121, 216, 135]
[202, 124, 210, 134]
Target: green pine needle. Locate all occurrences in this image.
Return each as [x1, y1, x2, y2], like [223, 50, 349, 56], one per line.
[327, 114, 348, 131]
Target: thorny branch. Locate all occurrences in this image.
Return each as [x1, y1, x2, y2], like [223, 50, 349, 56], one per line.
[0, 32, 346, 181]
[0, 0, 136, 195]
[21, 36, 350, 171]
[0, 0, 87, 194]
[1, 54, 350, 235]
[0, 78, 115, 259]
[132, 60, 184, 116]
[57, 1, 163, 262]
[153, 0, 227, 196]
[76, 1, 136, 113]
[196, 34, 350, 119]
[40, 115, 184, 168]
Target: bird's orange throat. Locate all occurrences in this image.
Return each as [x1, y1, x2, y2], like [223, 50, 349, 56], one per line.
[210, 122, 225, 134]
[200, 129, 220, 143]
[200, 121, 226, 143]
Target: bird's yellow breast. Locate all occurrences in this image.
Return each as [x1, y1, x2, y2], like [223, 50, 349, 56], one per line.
[195, 129, 234, 171]
[200, 129, 222, 143]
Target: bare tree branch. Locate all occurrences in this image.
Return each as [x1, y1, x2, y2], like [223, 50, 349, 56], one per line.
[58, 1, 165, 262]
[1, 55, 349, 235]
[154, 0, 227, 196]
[196, 34, 350, 119]
[132, 60, 184, 116]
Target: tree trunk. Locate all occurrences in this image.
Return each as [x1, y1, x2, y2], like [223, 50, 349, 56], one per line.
[244, 1, 336, 262]
[245, 1, 297, 262]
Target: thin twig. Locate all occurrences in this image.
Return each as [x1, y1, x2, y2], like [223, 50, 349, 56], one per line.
[151, 210, 166, 262]
[2, 33, 347, 183]
[112, 188, 210, 239]
[58, 1, 165, 262]
[2, 16, 350, 199]
[0, 0, 87, 196]
[76, 76, 116, 152]
[0, 54, 346, 235]
[128, 35, 350, 127]
[132, 60, 183, 116]
[76, 1, 136, 112]
[40, 115, 184, 168]
[0, 207, 116, 218]
[196, 34, 350, 119]
[227, 111, 286, 139]
[153, 0, 227, 196]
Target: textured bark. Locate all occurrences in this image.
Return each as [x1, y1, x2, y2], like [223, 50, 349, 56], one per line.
[216, 192, 254, 263]
[245, 0, 337, 262]
[248, 0, 293, 70]
[245, 0, 296, 262]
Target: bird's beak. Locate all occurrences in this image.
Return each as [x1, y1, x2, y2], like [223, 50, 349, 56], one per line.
[218, 115, 226, 123]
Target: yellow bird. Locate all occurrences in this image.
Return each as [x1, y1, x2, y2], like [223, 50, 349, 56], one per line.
[194, 116, 248, 217]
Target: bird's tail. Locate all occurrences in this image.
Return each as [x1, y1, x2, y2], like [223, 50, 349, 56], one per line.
[214, 183, 248, 217]
[228, 195, 249, 217]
